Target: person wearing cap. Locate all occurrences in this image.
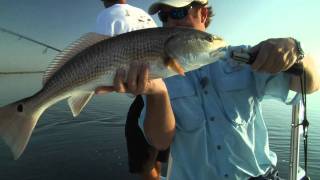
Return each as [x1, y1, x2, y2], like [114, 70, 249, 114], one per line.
[96, 0, 319, 179]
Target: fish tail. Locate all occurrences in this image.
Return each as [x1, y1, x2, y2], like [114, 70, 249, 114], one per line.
[0, 100, 43, 160]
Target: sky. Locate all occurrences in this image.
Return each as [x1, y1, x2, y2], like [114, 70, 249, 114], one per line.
[0, 0, 319, 72]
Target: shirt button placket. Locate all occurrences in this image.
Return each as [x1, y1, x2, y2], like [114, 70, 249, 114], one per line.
[200, 76, 209, 96]
[200, 77, 209, 89]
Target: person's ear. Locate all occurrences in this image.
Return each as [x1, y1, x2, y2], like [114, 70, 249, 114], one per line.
[200, 7, 208, 24]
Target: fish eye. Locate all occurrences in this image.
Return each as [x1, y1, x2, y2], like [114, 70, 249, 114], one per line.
[205, 36, 214, 42]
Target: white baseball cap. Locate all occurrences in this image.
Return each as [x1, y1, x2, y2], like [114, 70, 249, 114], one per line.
[148, 0, 208, 15]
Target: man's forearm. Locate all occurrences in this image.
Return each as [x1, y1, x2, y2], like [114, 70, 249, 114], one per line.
[290, 55, 320, 93]
[144, 91, 175, 150]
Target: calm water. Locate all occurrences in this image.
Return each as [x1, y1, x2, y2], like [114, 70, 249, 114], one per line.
[0, 73, 319, 180]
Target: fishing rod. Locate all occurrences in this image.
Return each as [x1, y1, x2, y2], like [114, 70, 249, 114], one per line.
[232, 51, 310, 180]
[0, 27, 62, 74]
[0, 26, 62, 53]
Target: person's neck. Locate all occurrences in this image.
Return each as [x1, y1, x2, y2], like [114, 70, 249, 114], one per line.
[105, 0, 127, 8]
[118, 0, 126, 4]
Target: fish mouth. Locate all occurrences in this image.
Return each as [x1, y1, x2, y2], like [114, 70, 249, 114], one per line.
[209, 47, 227, 59]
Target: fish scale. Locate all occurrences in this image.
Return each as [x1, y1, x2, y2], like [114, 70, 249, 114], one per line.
[0, 27, 226, 159]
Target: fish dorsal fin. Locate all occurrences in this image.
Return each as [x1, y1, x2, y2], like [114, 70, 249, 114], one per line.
[42, 32, 110, 85]
[68, 92, 94, 117]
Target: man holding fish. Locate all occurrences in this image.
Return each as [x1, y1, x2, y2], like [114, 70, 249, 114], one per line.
[95, 0, 166, 179]
[0, 0, 319, 179]
[98, 0, 320, 179]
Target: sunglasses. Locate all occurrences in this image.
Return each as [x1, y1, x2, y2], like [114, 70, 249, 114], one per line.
[158, 3, 202, 22]
[158, 1, 206, 22]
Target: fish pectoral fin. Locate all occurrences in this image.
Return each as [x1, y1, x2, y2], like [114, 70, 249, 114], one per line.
[68, 92, 94, 117]
[165, 58, 185, 76]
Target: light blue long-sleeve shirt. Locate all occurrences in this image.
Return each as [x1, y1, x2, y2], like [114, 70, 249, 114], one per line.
[139, 46, 299, 180]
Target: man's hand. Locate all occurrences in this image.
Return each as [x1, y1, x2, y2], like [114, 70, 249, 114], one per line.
[249, 38, 299, 74]
[95, 61, 168, 96]
[96, 61, 175, 149]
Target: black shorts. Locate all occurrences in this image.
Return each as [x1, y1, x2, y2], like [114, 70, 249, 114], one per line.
[125, 95, 170, 174]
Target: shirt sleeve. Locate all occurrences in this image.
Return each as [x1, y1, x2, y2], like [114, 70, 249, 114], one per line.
[228, 45, 300, 105]
[253, 70, 301, 105]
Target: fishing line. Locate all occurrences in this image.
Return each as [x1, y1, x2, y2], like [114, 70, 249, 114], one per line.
[299, 65, 311, 180]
